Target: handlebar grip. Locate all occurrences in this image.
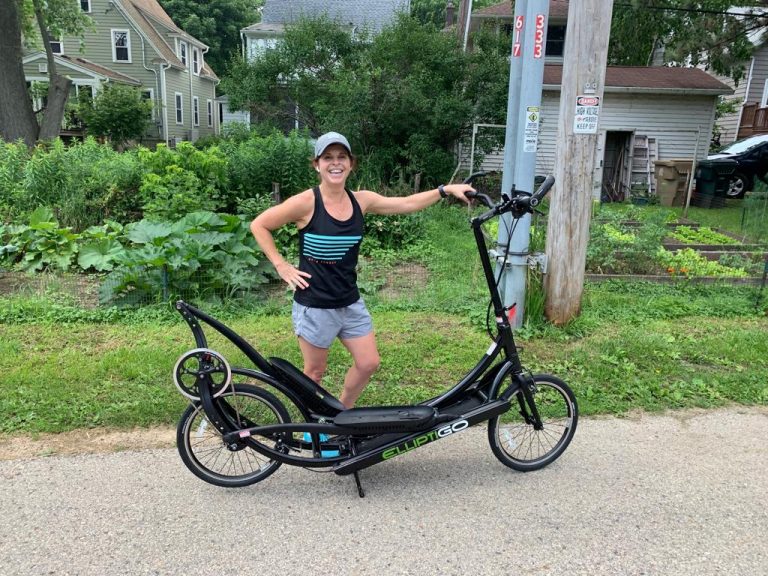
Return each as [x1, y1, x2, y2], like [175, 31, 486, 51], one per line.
[462, 171, 487, 186]
[531, 175, 555, 204]
[465, 190, 494, 208]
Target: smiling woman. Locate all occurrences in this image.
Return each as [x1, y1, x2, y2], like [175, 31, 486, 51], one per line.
[249, 131, 475, 411]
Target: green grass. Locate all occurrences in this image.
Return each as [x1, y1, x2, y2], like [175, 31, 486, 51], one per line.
[1, 204, 767, 436]
[1, 280, 766, 435]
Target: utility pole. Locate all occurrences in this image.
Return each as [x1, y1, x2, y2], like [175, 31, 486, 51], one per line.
[498, 0, 548, 328]
[544, 0, 614, 325]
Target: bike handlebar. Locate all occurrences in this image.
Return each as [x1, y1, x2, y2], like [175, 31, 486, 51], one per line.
[462, 174, 555, 224]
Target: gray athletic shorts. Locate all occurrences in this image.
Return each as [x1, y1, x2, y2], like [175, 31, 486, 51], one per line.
[291, 298, 374, 349]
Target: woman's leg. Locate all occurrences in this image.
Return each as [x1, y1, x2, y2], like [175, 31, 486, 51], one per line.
[297, 336, 330, 384]
[339, 332, 380, 409]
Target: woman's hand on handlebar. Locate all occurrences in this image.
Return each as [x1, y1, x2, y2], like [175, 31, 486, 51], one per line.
[441, 184, 475, 205]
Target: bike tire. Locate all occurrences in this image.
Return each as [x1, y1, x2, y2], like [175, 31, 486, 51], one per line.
[177, 383, 291, 488]
[488, 374, 577, 472]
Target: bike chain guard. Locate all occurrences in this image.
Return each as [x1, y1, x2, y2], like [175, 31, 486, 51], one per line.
[172, 348, 232, 401]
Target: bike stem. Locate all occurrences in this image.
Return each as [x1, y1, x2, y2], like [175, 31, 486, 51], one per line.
[471, 218, 523, 373]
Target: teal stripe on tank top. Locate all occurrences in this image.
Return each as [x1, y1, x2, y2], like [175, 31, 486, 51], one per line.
[303, 233, 361, 260]
[304, 233, 362, 243]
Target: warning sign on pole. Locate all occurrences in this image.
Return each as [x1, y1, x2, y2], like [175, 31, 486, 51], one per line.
[523, 106, 540, 152]
[573, 95, 600, 134]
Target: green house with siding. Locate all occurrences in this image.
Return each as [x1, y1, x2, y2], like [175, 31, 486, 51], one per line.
[22, 0, 219, 145]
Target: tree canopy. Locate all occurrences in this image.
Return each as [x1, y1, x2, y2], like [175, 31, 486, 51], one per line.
[222, 14, 514, 186]
[158, 0, 263, 75]
[0, 0, 92, 145]
[610, 1, 766, 84]
[410, 0, 500, 29]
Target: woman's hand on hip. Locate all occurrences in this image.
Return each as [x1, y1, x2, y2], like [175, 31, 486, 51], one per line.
[276, 262, 311, 291]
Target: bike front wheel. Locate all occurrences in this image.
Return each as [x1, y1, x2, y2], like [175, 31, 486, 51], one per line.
[177, 383, 290, 488]
[488, 374, 577, 472]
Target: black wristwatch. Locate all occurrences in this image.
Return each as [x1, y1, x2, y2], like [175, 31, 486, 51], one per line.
[438, 184, 448, 199]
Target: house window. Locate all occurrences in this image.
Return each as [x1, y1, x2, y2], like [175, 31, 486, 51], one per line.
[192, 47, 200, 75]
[179, 41, 187, 66]
[112, 30, 131, 62]
[142, 89, 155, 119]
[206, 99, 213, 127]
[80, 0, 91, 12]
[546, 25, 566, 57]
[75, 84, 94, 97]
[50, 37, 63, 55]
[175, 92, 183, 124]
[193, 96, 200, 126]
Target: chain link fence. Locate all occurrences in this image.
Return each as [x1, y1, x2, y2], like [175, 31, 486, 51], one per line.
[0, 260, 440, 309]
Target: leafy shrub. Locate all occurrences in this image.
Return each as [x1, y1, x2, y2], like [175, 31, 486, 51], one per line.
[0, 208, 127, 273]
[53, 139, 143, 230]
[0, 140, 30, 221]
[138, 143, 229, 220]
[78, 83, 153, 147]
[362, 211, 426, 254]
[1, 207, 79, 271]
[1, 138, 144, 230]
[100, 211, 271, 305]
[222, 129, 315, 203]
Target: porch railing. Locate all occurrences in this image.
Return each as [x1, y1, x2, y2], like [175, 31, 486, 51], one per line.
[738, 102, 768, 138]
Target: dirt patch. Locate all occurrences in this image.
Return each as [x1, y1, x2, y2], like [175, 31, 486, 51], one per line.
[0, 426, 176, 461]
[378, 263, 429, 299]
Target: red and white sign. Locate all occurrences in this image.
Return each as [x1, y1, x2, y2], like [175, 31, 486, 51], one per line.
[577, 96, 600, 106]
[574, 95, 600, 134]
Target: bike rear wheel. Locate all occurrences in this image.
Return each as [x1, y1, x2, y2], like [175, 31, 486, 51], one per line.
[488, 374, 577, 472]
[177, 383, 290, 488]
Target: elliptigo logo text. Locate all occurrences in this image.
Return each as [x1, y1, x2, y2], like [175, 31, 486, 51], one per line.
[381, 420, 469, 460]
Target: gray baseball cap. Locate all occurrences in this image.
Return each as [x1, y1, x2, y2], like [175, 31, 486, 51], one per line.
[314, 132, 352, 158]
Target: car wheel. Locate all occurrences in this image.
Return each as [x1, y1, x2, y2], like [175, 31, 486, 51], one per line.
[725, 173, 749, 199]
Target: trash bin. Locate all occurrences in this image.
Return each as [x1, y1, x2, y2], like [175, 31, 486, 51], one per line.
[693, 159, 737, 208]
[654, 159, 692, 206]
[654, 160, 681, 206]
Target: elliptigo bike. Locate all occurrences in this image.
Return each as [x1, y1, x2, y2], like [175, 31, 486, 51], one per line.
[172, 173, 577, 497]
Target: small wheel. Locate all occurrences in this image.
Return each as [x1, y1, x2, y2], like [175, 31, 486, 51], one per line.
[177, 383, 290, 487]
[173, 348, 231, 400]
[488, 374, 578, 472]
[725, 173, 749, 199]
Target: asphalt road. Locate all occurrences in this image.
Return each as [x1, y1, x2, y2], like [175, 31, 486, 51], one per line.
[1, 407, 766, 576]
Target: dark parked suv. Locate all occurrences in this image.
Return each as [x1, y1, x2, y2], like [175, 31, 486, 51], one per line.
[707, 133, 768, 198]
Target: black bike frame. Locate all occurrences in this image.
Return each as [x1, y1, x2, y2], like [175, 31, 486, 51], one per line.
[178, 202, 542, 473]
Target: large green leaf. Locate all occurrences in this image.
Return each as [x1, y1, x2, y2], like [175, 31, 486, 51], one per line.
[174, 211, 226, 232]
[28, 207, 58, 231]
[78, 239, 125, 272]
[125, 221, 173, 245]
[188, 231, 233, 247]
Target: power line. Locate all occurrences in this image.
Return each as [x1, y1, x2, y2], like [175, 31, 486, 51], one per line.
[615, 2, 768, 19]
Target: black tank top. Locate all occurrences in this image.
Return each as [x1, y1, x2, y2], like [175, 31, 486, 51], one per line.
[294, 186, 364, 308]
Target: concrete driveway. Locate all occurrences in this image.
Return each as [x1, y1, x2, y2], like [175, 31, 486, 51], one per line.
[1, 407, 766, 575]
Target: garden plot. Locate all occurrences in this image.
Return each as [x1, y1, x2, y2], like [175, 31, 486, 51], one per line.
[586, 213, 767, 282]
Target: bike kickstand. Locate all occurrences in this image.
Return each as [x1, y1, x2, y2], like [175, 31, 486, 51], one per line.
[353, 471, 365, 498]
